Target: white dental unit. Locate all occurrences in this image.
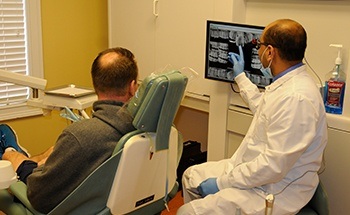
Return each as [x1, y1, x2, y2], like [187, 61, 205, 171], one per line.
[0, 68, 97, 119]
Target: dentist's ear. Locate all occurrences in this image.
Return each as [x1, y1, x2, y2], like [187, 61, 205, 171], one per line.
[267, 45, 276, 60]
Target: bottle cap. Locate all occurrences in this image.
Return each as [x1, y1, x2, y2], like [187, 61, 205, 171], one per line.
[329, 44, 343, 65]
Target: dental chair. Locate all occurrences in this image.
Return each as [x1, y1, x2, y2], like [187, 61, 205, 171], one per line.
[0, 70, 188, 215]
[297, 181, 329, 215]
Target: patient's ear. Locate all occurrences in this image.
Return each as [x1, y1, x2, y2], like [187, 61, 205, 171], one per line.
[129, 80, 137, 97]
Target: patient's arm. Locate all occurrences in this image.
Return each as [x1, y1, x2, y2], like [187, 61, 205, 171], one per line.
[2, 151, 28, 171]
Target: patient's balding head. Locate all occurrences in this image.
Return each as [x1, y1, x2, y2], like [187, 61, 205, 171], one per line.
[91, 47, 138, 98]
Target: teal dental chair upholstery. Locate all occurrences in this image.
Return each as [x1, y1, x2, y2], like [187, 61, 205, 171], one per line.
[297, 181, 329, 215]
[0, 70, 188, 215]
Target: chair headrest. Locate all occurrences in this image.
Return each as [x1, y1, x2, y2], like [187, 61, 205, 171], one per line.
[126, 70, 188, 151]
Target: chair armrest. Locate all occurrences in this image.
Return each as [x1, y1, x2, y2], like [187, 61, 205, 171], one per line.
[10, 181, 43, 215]
[168, 181, 179, 200]
[308, 182, 329, 215]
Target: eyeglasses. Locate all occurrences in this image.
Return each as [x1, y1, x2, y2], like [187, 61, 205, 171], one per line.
[255, 39, 270, 50]
[255, 39, 279, 50]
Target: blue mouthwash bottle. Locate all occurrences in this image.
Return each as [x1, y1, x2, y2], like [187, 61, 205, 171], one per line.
[324, 44, 346, 114]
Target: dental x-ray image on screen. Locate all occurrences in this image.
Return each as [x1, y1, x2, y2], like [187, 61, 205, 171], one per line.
[205, 20, 272, 88]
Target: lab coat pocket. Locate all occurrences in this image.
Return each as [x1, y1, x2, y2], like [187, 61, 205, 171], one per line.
[251, 113, 269, 144]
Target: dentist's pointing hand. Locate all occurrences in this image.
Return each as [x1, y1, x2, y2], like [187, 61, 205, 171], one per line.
[228, 45, 245, 78]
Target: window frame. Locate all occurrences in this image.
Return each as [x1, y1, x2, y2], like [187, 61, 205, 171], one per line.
[0, 0, 44, 121]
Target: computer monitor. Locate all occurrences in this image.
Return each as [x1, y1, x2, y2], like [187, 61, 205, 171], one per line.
[205, 20, 272, 88]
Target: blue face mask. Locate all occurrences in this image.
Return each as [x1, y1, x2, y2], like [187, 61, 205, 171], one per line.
[260, 47, 273, 79]
[261, 67, 273, 79]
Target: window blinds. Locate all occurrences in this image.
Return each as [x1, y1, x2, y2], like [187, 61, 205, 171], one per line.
[0, 0, 28, 107]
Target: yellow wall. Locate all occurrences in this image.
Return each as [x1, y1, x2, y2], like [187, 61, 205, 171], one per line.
[3, 0, 108, 155]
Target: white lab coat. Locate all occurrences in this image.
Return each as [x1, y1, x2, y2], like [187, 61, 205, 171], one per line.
[182, 65, 328, 215]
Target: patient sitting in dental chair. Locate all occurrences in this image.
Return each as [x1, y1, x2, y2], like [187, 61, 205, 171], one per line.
[0, 47, 138, 213]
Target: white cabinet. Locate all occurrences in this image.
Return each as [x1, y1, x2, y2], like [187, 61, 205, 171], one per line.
[226, 106, 252, 157]
[320, 128, 350, 215]
[108, 0, 234, 95]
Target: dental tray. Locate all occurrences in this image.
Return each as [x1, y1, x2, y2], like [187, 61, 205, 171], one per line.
[45, 84, 95, 98]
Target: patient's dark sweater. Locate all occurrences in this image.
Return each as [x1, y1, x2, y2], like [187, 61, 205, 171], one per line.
[26, 100, 135, 213]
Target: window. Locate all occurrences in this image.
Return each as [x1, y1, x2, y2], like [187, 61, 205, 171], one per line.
[0, 0, 44, 121]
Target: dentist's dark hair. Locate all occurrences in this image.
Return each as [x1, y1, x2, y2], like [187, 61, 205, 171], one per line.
[264, 19, 307, 61]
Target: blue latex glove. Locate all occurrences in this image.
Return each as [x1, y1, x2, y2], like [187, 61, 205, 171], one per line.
[228, 45, 245, 78]
[197, 178, 219, 197]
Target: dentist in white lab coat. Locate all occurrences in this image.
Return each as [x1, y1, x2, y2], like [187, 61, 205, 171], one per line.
[177, 19, 327, 215]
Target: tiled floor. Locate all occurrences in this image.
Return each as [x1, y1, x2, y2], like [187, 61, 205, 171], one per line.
[161, 191, 184, 215]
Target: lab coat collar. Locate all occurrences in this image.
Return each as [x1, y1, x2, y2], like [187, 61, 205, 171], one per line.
[265, 64, 306, 92]
[272, 62, 304, 82]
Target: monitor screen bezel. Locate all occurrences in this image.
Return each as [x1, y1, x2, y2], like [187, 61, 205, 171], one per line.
[204, 20, 271, 88]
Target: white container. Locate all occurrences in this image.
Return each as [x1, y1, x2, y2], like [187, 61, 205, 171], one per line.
[0, 160, 17, 189]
